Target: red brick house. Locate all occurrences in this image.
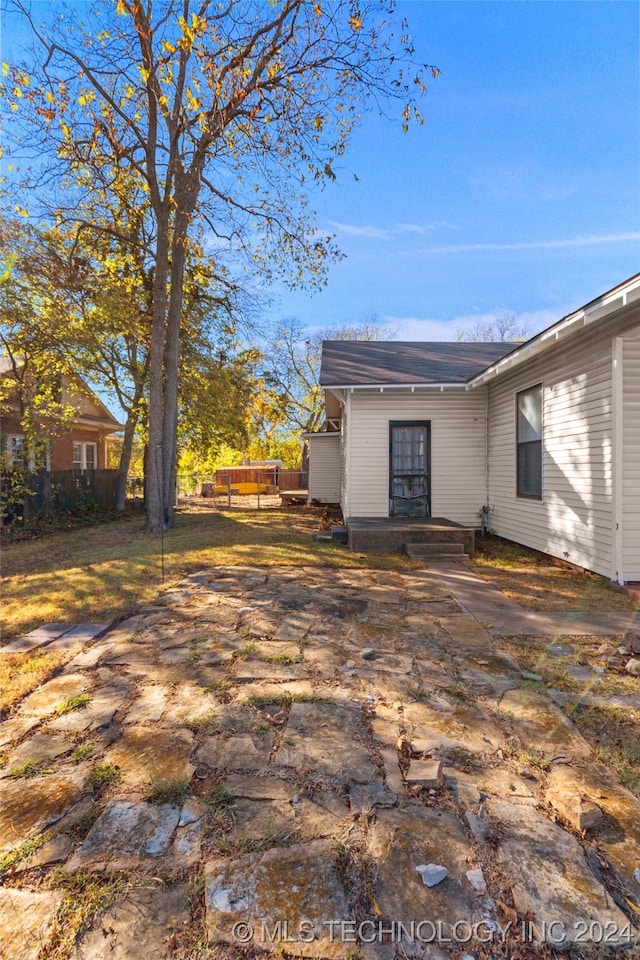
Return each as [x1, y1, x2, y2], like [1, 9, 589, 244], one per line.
[1, 357, 122, 472]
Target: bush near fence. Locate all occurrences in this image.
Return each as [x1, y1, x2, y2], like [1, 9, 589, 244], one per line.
[1, 468, 118, 525]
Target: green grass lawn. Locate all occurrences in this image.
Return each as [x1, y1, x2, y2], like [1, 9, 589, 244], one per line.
[0, 504, 418, 644]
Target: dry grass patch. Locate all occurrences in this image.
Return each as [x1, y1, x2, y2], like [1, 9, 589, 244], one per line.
[1, 504, 420, 644]
[0, 648, 68, 717]
[471, 534, 635, 612]
[571, 703, 640, 795]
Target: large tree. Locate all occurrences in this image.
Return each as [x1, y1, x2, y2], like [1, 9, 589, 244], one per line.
[0, 217, 79, 465]
[456, 312, 529, 343]
[0, 213, 256, 509]
[4, 0, 434, 530]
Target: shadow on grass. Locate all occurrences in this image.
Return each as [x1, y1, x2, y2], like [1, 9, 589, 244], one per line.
[1, 507, 417, 641]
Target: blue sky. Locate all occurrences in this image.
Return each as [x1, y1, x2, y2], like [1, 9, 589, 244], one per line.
[1, 1, 638, 344]
[269, 0, 640, 341]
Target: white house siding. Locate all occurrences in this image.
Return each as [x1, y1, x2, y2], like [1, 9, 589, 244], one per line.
[307, 433, 341, 503]
[487, 325, 620, 578]
[345, 388, 488, 525]
[622, 331, 640, 580]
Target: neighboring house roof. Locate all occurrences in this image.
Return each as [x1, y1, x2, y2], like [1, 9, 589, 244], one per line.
[0, 356, 17, 375]
[320, 340, 516, 388]
[0, 357, 123, 431]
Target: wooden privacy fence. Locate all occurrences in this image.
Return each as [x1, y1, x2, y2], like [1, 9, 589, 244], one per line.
[1, 468, 118, 524]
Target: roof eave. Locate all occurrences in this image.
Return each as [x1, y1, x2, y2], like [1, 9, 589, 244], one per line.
[320, 381, 470, 391]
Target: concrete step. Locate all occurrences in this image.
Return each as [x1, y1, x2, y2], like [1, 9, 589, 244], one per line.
[330, 524, 348, 543]
[408, 550, 470, 561]
[405, 541, 466, 556]
[405, 542, 469, 561]
[346, 518, 475, 555]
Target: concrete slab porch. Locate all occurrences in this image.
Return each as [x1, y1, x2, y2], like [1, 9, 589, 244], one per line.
[345, 516, 475, 556]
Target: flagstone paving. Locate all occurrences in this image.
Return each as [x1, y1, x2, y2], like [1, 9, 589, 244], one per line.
[1, 564, 639, 959]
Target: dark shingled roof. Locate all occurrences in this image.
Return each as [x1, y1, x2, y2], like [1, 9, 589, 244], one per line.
[320, 340, 517, 386]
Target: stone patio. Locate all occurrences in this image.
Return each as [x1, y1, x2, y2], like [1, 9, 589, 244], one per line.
[0, 564, 639, 958]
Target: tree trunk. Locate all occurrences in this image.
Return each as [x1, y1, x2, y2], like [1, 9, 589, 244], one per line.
[114, 405, 139, 512]
[161, 219, 188, 529]
[145, 217, 171, 533]
[300, 440, 309, 475]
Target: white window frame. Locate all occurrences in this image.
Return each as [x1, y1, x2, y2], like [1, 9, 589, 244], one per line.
[6, 434, 26, 468]
[73, 441, 98, 471]
[3, 434, 51, 470]
[516, 383, 543, 500]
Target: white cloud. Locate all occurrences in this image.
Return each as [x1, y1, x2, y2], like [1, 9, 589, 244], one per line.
[394, 221, 457, 235]
[383, 307, 562, 342]
[328, 221, 390, 240]
[421, 233, 640, 255]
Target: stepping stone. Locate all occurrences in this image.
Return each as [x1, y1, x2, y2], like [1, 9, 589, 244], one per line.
[161, 684, 218, 725]
[45, 623, 111, 653]
[234, 662, 310, 681]
[438, 615, 493, 648]
[359, 586, 404, 604]
[566, 665, 601, 683]
[2, 636, 56, 655]
[545, 766, 604, 832]
[0, 716, 40, 750]
[498, 688, 592, 758]
[1, 732, 72, 777]
[71, 883, 190, 960]
[406, 760, 443, 789]
[223, 775, 293, 801]
[123, 684, 170, 724]
[2, 624, 72, 655]
[487, 800, 630, 946]
[68, 799, 205, 872]
[205, 839, 349, 957]
[443, 768, 481, 806]
[65, 638, 117, 670]
[367, 807, 476, 936]
[273, 613, 315, 643]
[104, 727, 195, 789]
[475, 766, 537, 804]
[48, 685, 129, 733]
[545, 762, 640, 894]
[0, 769, 87, 852]
[16, 673, 90, 718]
[348, 780, 397, 815]
[0, 888, 62, 960]
[403, 701, 505, 756]
[195, 734, 273, 772]
[278, 702, 377, 785]
[237, 681, 315, 704]
[23, 834, 74, 870]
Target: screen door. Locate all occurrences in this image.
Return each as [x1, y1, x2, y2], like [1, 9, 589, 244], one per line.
[389, 422, 431, 517]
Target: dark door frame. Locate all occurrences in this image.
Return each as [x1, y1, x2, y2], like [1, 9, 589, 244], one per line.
[389, 420, 431, 517]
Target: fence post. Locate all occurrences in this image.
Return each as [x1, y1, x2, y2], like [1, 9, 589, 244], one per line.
[257, 471, 261, 510]
[227, 474, 231, 508]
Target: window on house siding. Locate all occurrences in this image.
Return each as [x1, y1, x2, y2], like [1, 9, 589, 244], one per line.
[517, 385, 542, 499]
